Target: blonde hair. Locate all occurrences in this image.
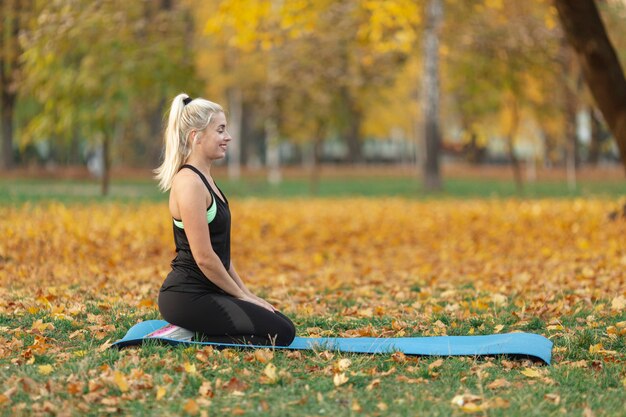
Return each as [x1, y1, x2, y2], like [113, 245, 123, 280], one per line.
[154, 93, 224, 191]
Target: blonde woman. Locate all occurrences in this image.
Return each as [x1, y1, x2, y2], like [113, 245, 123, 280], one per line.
[151, 93, 295, 346]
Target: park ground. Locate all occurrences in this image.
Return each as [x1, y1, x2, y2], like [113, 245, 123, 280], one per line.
[0, 164, 625, 416]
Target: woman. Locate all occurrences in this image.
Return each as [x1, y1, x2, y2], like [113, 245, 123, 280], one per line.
[151, 93, 296, 346]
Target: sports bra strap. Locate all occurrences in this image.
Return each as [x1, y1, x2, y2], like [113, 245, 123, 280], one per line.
[180, 164, 213, 195]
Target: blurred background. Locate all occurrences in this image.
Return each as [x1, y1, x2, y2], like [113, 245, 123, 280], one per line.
[1, 0, 625, 198]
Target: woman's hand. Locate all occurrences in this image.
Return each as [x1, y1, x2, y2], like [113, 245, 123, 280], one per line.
[250, 294, 277, 312]
[238, 294, 275, 312]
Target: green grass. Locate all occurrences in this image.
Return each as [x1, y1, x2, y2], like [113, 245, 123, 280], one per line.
[1, 297, 625, 416]
[0, 176, 625, 204]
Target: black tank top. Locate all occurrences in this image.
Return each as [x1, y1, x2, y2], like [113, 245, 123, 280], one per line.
[162, 164, 231, 293]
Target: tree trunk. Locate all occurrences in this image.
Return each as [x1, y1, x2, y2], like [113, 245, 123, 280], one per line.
[309, 120, 325, 195]
[564, 83, 578, 190]
[345, 107, 362, 164]
[227, 87, 242, 181]
[0, 0, 24, 171]
[339, 87, 363, 164]
[505, 97, 523, 191]
[265, 118, 281, 185]
[588, 107, 603, 165]
[554, 0, 626, 174]
[148, 100, 166, 168]
[422, 0, 443, 191]
[0, 90, 15, 169]
[101, 123, 123, 196]
[102, 134, 110, 196]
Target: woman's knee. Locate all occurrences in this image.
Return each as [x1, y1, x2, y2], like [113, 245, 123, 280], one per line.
[271, 312, 296, 346]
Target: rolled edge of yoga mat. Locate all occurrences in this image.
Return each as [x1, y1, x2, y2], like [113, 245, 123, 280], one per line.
[111, 320, 553, 365]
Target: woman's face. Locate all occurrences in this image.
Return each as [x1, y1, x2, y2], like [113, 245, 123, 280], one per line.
[193, 112, 231, 160]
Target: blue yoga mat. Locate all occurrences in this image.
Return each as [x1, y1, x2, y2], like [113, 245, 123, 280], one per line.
[112, 320, 553, 365]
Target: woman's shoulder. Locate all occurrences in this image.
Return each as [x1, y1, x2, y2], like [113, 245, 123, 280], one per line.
[171, 169, 207, 197]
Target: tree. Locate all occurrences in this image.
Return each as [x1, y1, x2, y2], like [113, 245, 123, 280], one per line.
[0, 0, 33, 169]
[554, 0, 626, 174]
[20, 0, 196, 194]
[444, 0, 561, 189]
[422, 0, 443, 191]
[202, 0, 421, 177]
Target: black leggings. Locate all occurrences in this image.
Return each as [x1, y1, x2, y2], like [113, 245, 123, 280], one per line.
[158, 290, 296, 346]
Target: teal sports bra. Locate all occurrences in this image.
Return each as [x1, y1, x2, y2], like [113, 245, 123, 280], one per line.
[172, 197, 217, 229]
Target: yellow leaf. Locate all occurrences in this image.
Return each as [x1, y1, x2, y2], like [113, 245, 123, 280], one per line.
[520, 368, 542, 378]
[611, 295, 626, 311]
[38, 364, 54, 375]
[113, 371, 129, 392]
[333, 372, 349, 387]
[494, 324, 504, 334]
[491, 293, 507, 305]
[589, 343, 603, 354]
[263, 363, 279, 383]
[335, 358, 351, 372]
[184, 362, 197, 374]
[461, 403, 483, 413]
[31, 320, 54, 332]
[156, 386, 166, 400]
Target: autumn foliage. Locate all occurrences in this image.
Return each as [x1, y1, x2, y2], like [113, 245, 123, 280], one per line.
[1, 198, 625, 414]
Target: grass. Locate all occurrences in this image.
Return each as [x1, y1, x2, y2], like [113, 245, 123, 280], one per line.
[0, 175, 625, 204]
[1, 298, 624, 416]
[1, 177, 625, 415]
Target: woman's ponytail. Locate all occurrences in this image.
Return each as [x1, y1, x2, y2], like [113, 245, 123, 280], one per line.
[154, 93, 224, 191]
[155, 94, 192, 191]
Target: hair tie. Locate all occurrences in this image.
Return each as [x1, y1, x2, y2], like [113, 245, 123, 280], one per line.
[183, 97, 193, 105]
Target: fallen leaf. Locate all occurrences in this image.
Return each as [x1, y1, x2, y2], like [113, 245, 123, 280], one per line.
[113, 371, 129, 392]
[487, 378, 511, 390]
[583, 407, 596, 417]
[544, 393, 560, 404]
[520, 368, 543, 378]
[263, 363, 279, 384]
[391, 352, 407, 363]
[184, 362, 197, 374]
[183, 399, 199, 415]
[611, 295, 626, 311]
[38, 364, 54, 375]
[254, 349, 274, 363]
[222, 377, 248, 393]
[335, 358, 351, 372]
[156, 386, 167, 400]
[428, 359, 444, 371]
[366, 378, 381, 391]
[333, 373, 349, 387]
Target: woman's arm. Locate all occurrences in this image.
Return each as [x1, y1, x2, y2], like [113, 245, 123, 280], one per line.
[228, 262, 276, 311]
[171, 175, 268, 312]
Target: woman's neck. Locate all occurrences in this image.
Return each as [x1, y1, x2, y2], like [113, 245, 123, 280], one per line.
[185, 156, 212, 178]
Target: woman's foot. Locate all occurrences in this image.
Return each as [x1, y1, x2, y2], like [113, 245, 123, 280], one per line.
[145, 323, 194, 341]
